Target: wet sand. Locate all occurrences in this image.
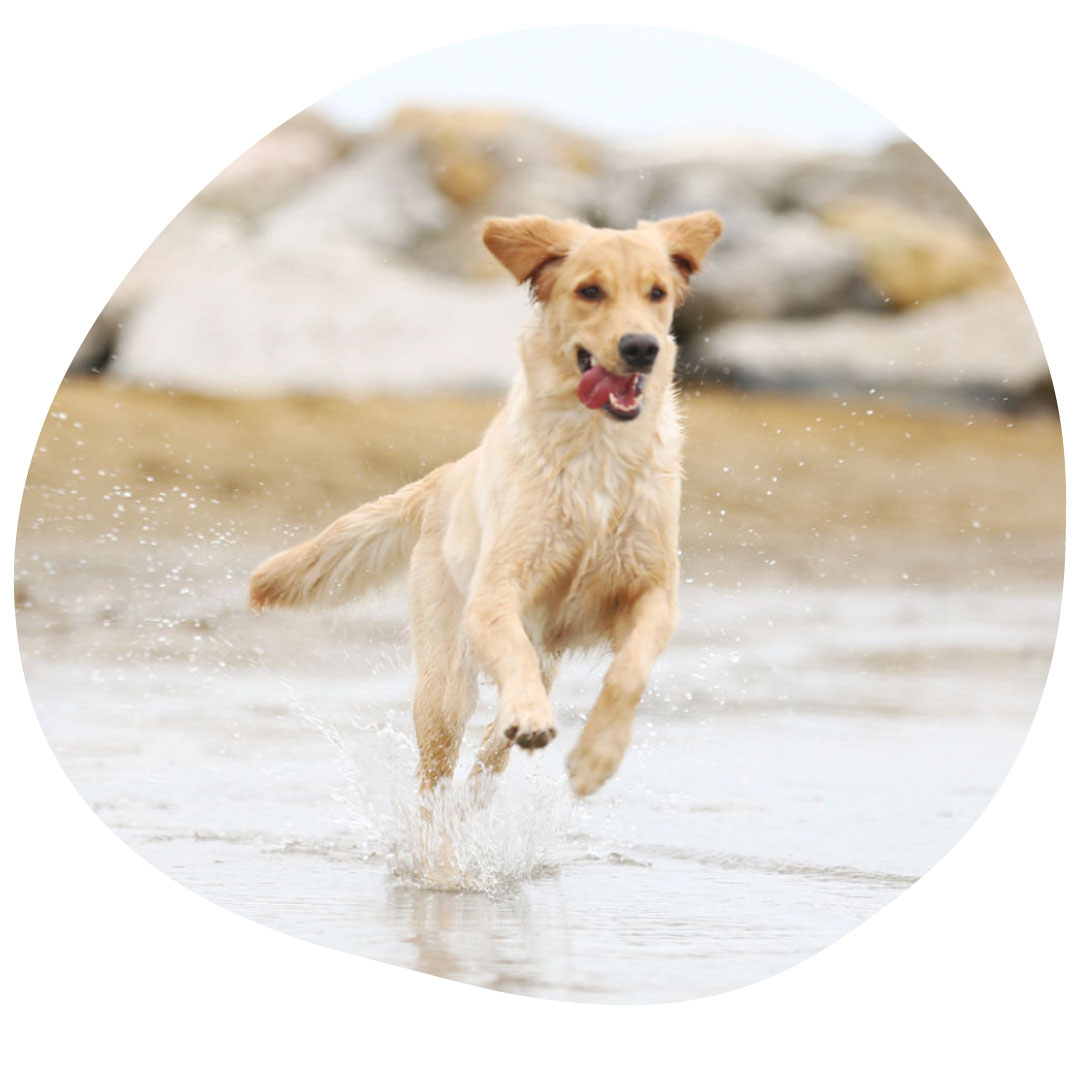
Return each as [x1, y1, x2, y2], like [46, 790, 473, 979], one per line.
[20, 379, 1064, 584]
[15, 379, 1064, 1002]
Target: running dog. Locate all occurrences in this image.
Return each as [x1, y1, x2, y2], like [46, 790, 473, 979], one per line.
[249, 211, 723, 796]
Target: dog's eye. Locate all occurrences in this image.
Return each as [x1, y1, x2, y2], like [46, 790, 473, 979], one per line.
[577, 284, 603, 301]
[649, 286, 666, 302]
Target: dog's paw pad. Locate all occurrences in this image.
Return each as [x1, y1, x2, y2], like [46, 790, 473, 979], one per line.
[501, 704, 557, 751]
[514, 727, 556, 750]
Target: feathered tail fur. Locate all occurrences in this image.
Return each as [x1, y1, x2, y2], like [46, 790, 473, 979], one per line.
[249, 463, 449, 610]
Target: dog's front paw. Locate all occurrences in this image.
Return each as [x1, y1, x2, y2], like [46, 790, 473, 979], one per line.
[567, 723, 632, 796]
[500, 698, 557, 751]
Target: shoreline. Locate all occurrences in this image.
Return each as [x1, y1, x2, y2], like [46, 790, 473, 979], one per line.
[18, 377, 1065, 591]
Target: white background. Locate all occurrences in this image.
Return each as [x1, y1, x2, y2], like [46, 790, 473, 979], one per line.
[2, 2, 1077, 1077]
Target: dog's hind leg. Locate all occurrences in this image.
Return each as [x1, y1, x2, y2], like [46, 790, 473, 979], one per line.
[410, 537, 477, 793]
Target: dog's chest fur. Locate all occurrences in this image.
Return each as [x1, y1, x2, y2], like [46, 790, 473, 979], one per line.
[523, 412, 682, 653]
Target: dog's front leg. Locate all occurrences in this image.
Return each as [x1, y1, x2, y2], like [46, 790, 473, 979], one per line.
[470, 652, 559, 783]
[567, 586, 677, 796]
[465, 580, 556, 757]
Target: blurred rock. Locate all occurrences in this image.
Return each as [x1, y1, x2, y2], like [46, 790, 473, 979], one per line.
[113, 235, 530, 395]
[678, 210, 876, 328]
[70, 315, 118, 377]
[599, 152, 773, 229]
[260, 107, 605, 279]
[70, 208, 243, 374]
[684, 285, 1048, 406]
[74, 107, 1044, 411]
[782, 139, 987, 233]
[194, 110, 353, 218]
[599, 144, 880, 325]
[71, 113, 349, 375]
[257, 133, 454, 257]
[390, 106, 599, 209]
[820, 198, 1009, 307]
[394, 106, 604, 278]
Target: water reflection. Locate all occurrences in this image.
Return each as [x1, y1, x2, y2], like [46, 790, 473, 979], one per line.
[389, 884, 547, 995]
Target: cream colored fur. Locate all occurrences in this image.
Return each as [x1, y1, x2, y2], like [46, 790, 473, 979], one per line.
[250, 211, 723, 796]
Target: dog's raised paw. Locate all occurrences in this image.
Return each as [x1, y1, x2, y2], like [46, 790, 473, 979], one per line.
[504, 724, 557, 750]
[567, 727, 631, 796]
[501, 700, 557, 751]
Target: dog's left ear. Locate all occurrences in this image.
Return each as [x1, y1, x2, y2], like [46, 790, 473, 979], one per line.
[648, 210, 724, 303]
[482, 216, 582, 301]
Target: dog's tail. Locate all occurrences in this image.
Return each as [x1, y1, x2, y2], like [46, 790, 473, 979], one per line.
[249, 462, 451, 611]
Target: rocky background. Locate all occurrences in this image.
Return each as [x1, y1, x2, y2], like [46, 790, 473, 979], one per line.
[71, 106, 1051, 411]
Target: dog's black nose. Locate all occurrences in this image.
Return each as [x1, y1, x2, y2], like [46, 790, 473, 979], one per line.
[618, 334, 659, 370]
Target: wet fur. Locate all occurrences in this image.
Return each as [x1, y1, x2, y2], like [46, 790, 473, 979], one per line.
[250, 212, 723, 796]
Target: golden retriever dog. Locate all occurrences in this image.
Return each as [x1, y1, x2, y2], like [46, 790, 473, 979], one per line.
[249, 211, 723, 796]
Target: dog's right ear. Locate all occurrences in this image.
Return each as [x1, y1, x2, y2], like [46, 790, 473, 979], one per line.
[482, 216, 581, 301]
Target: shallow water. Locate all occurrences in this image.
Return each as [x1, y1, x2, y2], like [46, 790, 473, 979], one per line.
[17, 541, 1057, 1003]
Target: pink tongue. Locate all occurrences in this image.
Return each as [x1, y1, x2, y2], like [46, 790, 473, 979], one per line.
[577, 365, 638, 410]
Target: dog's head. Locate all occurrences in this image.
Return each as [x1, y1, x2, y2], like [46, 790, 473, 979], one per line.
[483, 212, 722, 422]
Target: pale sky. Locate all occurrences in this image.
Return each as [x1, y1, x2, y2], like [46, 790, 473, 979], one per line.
[318, 26, 902, 150]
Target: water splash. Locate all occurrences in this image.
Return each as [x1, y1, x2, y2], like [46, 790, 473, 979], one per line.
[387, 766, 572, 895]
[265, 664, 574, 894]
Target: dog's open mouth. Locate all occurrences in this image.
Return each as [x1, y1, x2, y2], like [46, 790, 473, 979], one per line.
[576, 348, 646, 421]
